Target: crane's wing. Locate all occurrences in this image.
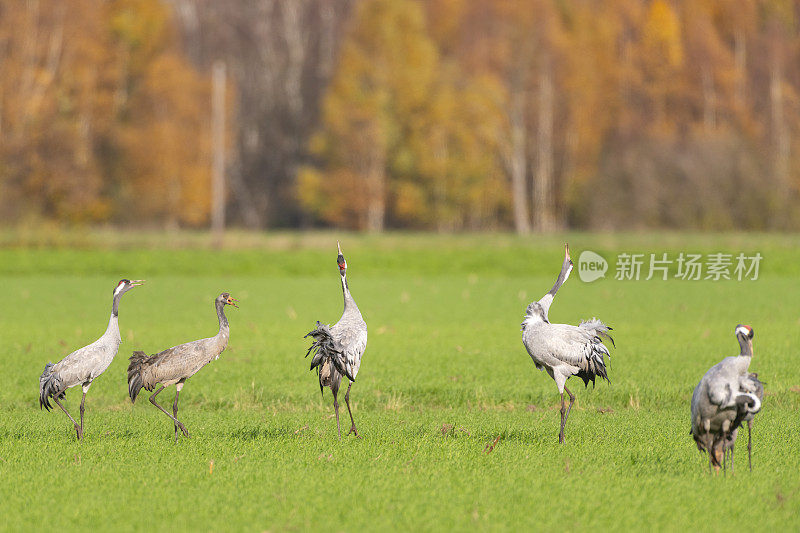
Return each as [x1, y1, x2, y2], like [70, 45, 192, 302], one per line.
[533, 321, 612, 386]
[145, 339, 214, 385]
[51, 341, 110, 386]
[40, 339, 115, 409]
[700, 358, 746, 407]
[739, 373, 764, 399]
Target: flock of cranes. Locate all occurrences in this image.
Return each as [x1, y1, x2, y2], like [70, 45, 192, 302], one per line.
[38, 242, 762, 473]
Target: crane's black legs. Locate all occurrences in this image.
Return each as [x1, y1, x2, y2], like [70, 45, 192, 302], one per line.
[747, 420, 753, 472]
[53, 396, 82, 440]
[332, 388, 341, 439]
[79, 392, 87, 440]
[722, 438, 729, 475]
[344, 382, 359, 437]
[172, 381, 186, 443]
[149, 385, 189, 440]
[173, 386, 183, 444]
[558, 387, 576, 444]
[730, 445, 735, 474]
[78, 382, 91, 440]
[712, 444, 723, 473]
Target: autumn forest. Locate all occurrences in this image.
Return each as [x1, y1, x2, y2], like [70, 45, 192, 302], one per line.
[2, 0, 799, 232]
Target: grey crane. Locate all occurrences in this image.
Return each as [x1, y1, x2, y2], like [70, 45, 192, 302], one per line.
[722, 372, 763, 472]
[39, 278, 144, 439]
[521, 244, 614, 444]
[127, 292, 238, 441]
[305, 242, 368, 438]
[690, 324, 762, 472]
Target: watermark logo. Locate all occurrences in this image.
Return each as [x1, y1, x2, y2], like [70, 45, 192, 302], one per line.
[577, 250, 762, 282]
[578, 250, 608, 283]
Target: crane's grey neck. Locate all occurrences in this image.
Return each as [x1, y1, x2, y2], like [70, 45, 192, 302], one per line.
[104, 312, 120, 341]
[112, 291, 123, 317]
[535, 255, 573, 320]
[216, 299, 229, 331]
[737, 335, 753, 357]
[341, 275, 354, 308]
[547, 256, 573, 299]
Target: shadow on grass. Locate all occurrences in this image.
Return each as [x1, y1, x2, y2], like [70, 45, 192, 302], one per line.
[224, 424, 321, 441]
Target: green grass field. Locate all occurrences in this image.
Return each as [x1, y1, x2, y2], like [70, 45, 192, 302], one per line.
[1, 232, 798, 531]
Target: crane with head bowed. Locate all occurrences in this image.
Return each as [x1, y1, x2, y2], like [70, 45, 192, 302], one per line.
[723, 372, 763, 472]
[690, 324, 762, 472]
[521, 244, 614, 444]
[305, 242, 367, 438]
[39, 279, 144, 440]
[127, 292, 238, 442]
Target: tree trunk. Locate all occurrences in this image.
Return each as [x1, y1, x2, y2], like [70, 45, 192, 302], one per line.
[508, 90, 530, 234]
[211, 60, 226, 246]
[770, 56, 789, 192]
[702, 67, 716, 131]
[533, 53, 556, 232]
[282, 1, 306, 119]
[734, 30, 746, 111]
[365, 124, 385, 232]
[365, 161, 385, 232]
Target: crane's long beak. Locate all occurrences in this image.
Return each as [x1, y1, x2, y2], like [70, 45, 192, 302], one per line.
[565, 243, 571, 262]
[228, 297, 239, 309]
[131, 280, 145, 287]
[337, 240, 342, 255]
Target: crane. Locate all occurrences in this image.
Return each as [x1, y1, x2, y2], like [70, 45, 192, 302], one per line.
[722, 372, 763, 472]
[521, 244, 614, 444]
[305, 242, 367, 438]
[127, 292, 238, 442]
[690, 324, 761, 472]
[39, 279, 144, 440]
[737, 372, 763, 471]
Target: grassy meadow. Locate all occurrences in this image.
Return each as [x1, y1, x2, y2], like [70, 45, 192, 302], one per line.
[0, 231, 799, 531]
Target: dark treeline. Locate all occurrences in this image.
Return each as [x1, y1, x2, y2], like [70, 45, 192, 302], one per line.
[2, 0, 800, 232]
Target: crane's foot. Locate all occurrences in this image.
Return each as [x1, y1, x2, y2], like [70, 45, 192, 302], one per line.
[558, 432, 565, 444]
[177, 423, 190, 438]
[347, 425, 360, 438]
[74, 425, 84, 440]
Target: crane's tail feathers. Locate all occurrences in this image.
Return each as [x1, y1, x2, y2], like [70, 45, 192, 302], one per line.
[39, 362, 65, 411]
[580, 318, 615, 348]
[575, 319, 612, 388]
[127, 350, 153, 403]
[575, 354, 610, 389]
[304, 321, 354, 382]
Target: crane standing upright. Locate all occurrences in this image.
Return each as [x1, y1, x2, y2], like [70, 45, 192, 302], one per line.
[39, 279, 144, 440]
[305, 242, 368, 438]
[521, 244, 614, 444]
[691, 325, 762, 472]
[127, 292, 238, 442]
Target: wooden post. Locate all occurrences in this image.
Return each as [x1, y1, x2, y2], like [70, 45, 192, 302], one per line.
[211, 60, 226, 247]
